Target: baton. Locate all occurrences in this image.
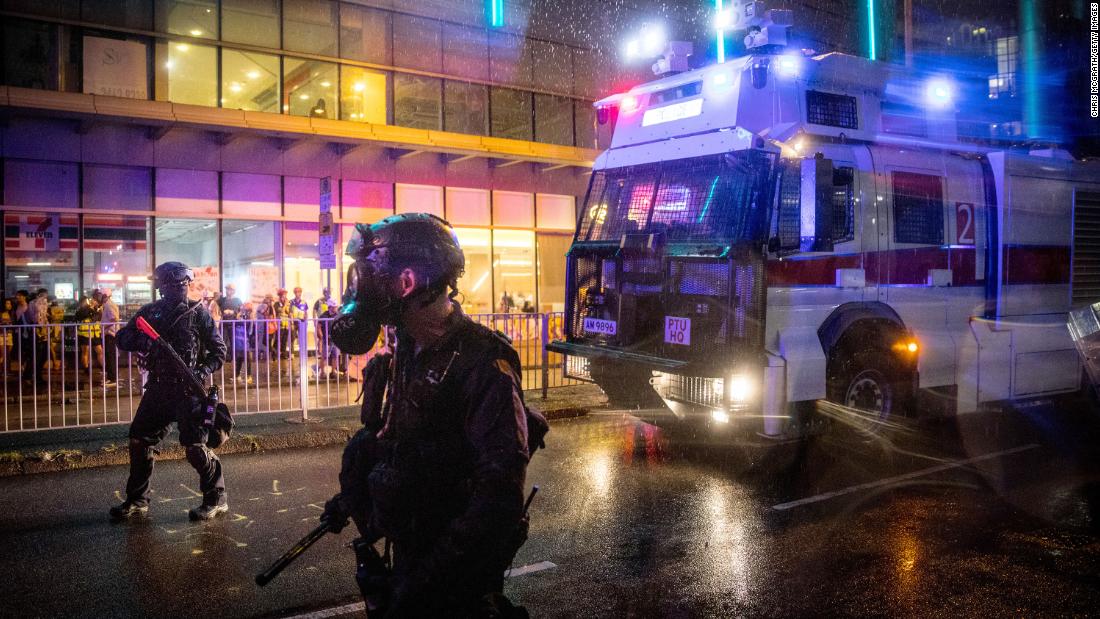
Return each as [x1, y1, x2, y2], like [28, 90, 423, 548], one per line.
[255, 522, 330, 587]
[135, 316, 208, 398]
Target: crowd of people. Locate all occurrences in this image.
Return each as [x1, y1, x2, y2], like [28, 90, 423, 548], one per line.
[1, 284, 348, 389]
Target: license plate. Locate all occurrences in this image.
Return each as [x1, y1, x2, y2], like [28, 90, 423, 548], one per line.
[664, 316, 691, 345]
[583, 317, 617, 336]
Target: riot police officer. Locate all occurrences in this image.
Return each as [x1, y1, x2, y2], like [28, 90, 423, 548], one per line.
[109, 261, 228, 522]
[321, 214, 545, 617]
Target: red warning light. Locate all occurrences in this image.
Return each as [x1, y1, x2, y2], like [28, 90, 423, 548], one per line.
[621, 95, 639, 114]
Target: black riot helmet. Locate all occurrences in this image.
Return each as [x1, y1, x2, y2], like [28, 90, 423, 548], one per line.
[153, 261, 194, 288]
[331, 214, 465, 354]
[153, 261, 193, 304]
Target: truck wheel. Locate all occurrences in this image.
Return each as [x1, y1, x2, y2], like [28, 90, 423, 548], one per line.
[827, 350, 911, 432]
[590, 360, 665, 410]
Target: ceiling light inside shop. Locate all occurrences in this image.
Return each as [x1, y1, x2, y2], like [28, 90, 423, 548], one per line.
[353, 82, 366, 92]
[189, 29, 203, 36]
[229, 82, 243, 93]
[320, 81, 331, 87]
[246, 71, 260, 80]
[299, 93, 310, 100]
[175, 43, 190, 52]
[27, 262, 52, 267]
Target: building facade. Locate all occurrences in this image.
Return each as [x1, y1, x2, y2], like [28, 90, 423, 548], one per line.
[0, 0, 703, 316]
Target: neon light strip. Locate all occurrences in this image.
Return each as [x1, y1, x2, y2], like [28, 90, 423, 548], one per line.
[490, 0, 504, 27]
[715, 0, 726, 64]
[697, 176, 721, 224]
[867, 0, 877, 60]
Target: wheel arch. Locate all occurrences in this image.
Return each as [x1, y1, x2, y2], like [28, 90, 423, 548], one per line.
[818, 302, 909, 359]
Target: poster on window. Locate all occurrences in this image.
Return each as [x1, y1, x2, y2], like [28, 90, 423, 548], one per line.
[82, 37, 148, 100]
[189, 266, 219, 301]
[248, 266, 281, 303]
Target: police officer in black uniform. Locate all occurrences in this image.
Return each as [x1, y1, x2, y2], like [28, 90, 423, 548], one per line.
[109, 261, 229, 522]
[321, 214, 546, 617]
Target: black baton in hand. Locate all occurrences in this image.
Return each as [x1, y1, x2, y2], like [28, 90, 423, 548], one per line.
[255, 522, 330, 587]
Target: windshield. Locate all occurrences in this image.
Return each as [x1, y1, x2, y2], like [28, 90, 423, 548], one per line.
[576, 150, 776, 243]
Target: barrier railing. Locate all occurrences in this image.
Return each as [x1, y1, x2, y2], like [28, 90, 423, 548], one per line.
[0, 312, 579, 433]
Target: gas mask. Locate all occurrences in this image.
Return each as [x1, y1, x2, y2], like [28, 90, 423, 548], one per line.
[330, 249, 394, 355]
[330, 215, 465, 355]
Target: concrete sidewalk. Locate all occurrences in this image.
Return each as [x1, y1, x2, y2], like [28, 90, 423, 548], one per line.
[0, 384, 605, 476]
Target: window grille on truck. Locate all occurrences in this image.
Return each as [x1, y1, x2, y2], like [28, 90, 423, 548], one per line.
[806, 90, 859, 129]
[671, 260, 730, 296]
[576, 152, 776, 243]
[569, 254, 602, 338]
[1072, 192, 1100, 306]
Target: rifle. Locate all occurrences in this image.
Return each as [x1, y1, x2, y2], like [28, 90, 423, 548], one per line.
[136, 316, 222, 434]
[136, 316, 210, 399]
[256, 521, 331, 586]
[256, 486, 540, 588]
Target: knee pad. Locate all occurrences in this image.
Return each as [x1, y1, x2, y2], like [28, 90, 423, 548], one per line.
[185, 444, 210, 468]
[129, 437, 156, 458]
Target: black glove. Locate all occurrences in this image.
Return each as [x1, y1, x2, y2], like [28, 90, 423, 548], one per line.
[321, 494, 350, 533]
[193, 368, 211, 385]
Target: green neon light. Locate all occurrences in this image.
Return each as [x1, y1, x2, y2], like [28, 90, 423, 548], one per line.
[867, 0, 877, 60]
[490, 0, 504, 27]
[697, 176, 721, 224]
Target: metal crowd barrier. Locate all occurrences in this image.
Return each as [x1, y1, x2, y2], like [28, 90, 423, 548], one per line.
[0, 312, 579, 433]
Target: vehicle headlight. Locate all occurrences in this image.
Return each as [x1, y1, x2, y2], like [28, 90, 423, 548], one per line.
[727, 375, 751, 402]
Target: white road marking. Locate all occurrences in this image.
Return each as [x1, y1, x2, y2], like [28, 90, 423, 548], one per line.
[771, 443, 1041, 511]
[280, 561, 558, 619]
[504, 560, 557, 578]
[281, 601, 365, 619]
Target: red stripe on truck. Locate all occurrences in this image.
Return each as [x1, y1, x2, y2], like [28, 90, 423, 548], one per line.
[765, 245, 1069, 287]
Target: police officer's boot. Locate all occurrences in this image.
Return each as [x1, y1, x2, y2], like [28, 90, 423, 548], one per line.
[353, 538, 390, 615]
[188, 498, 229, 521]
[109, 500, 149, 520]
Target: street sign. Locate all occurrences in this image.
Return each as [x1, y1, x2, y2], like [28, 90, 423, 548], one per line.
[319, 176, 332, 214]
[319, 176, 336, 269]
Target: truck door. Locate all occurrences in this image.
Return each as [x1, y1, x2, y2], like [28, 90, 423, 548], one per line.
[870, 147, 951, 384]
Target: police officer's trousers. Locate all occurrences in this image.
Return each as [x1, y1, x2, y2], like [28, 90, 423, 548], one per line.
[125, 381, 225, 506]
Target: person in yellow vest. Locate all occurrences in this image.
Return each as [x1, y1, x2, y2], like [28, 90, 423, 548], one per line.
[48, 300, 65, 371]
[75, 290, 103, 373]
[271, 289, 292, 360]
[289, 286, 308, 360]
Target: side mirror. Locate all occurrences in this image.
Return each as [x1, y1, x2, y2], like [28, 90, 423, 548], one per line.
[799, 155, 835, 252]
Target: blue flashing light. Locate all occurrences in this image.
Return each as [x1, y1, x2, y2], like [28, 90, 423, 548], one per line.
[867, 0, 877, 61]
[489, 0, 504, 28]
[775, 54, 800, 77]
[924, 78, 955, 108]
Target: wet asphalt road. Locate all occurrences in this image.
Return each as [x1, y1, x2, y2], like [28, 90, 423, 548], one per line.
[2, 402, 1100, 618]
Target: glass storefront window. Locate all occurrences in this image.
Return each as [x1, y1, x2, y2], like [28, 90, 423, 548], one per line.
[454, 228, 492, 315]
[223, 220, 278, 303]
[575, 100, 597, 150]
[535, 94, 574, 146]
[284, 57, 338, 118]
[221, 49, 281, 112]
[492, 230, 536, 314]
[536, 234, 570, 312]
[283, 0, 337, 56]
[3, 212, 79, 309]
[444, 81, 488, 136]
[82, 0, 153, 30]
[155, 0, 218, 39]
[154, 218, 219, 300]
[394, 74, 441, 130]
[166, 41, 217, 106]
[491, 88, 532, 141]
[83, 216, 153, 313]
[223, 0, 281, 48]
[340, 66, 388, 124]
[340, 3, 391, 65]
[2, 19, 58, 90]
